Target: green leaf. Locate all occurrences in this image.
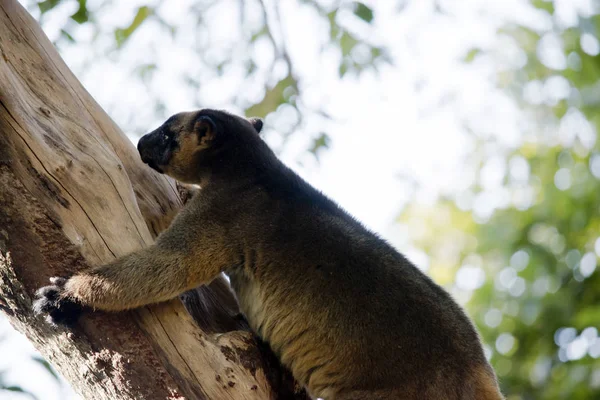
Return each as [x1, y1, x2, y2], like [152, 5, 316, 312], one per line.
[245, 60, 258, 76]
[5, 386, 26, 392]
[463, 48, 481, 63]
[245, 75, 297, 118]
[251, 26, 268, 42]
[309, 132, 331, 159]
[353, 2, 374, 23]
[70, 0, 89, 24]
[352, 60, 365, 73]
[531, 0, 555, 15]
[32, 356, 59, 382]
[3, 385, 37, 399]
[37, 0, 61, 14]
[338, 60, 350, 77]
[327, 10, 337, 25]
[327, 11, 340, 39]
[340, 31, 358, 56]
[370, 46, 382, 59]
[60, 29, 75, 43]
[114, 6, 153, 48]
[330, 23, 341, 40]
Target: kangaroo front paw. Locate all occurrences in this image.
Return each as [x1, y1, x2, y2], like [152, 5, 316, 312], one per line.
[33, 277, 83, 326]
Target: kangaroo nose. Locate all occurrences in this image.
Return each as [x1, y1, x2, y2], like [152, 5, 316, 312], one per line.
[137, 134, 153, 163]
[137, 134, 148, 153]
[137, 133, 165, 173]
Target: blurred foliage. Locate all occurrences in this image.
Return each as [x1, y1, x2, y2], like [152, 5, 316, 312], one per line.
[27, 0, 391, 155]
[402, 1, 600, 399]
[114, 6, 153, 48]
[10, 0, 600, 399]
[0, 319, 68, 398]
[0, 327, 57, 399]
[1, 371, 37, 399]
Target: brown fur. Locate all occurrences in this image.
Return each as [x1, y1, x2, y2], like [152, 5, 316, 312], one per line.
[35, 109, 504, 400]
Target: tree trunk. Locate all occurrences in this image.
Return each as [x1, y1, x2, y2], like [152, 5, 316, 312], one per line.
[0, 1, 307, 399]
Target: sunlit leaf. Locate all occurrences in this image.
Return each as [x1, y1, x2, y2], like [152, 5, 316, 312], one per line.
[245, 60, 258, 76]
[60, 29, 75, 43]
[338, 60, 350, 77]
[32, 356, 60, 382]
[37, 0, 61, 14]
[5, 386, 26, 392]
[309, 132, 331, 159]
[3, 385, 37, 399]
[114, 6, 153, 48]
[245, 74, 297, 118]
[531, 0, 555, 15]
[352, 2, 374, 23]
[370, 46, 381, 59]
[500, 26, 541, 54]
[327, 11, 340, 39]
[463, 48, 481, 63]
[340, 31, 358, 57]
[70, 0, 89, 24]
[251, 26, 268, 42]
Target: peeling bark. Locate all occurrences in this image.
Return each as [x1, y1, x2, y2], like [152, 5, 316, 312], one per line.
[0, 1, 307, 399]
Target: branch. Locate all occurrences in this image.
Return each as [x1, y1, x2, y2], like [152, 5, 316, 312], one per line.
[0, 1, 306, 399]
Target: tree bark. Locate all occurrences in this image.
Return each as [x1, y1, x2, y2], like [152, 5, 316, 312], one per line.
[0, 1, 307, 399]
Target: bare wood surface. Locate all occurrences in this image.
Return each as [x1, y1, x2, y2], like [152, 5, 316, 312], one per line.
[0, 1, 306, 399]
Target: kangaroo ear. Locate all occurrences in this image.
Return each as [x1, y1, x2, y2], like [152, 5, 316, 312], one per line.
[194, 116, 217, 147]
[248, 117, 263, 134]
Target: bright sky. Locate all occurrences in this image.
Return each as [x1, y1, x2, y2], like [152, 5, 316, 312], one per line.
[1, 0, 595, 398]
